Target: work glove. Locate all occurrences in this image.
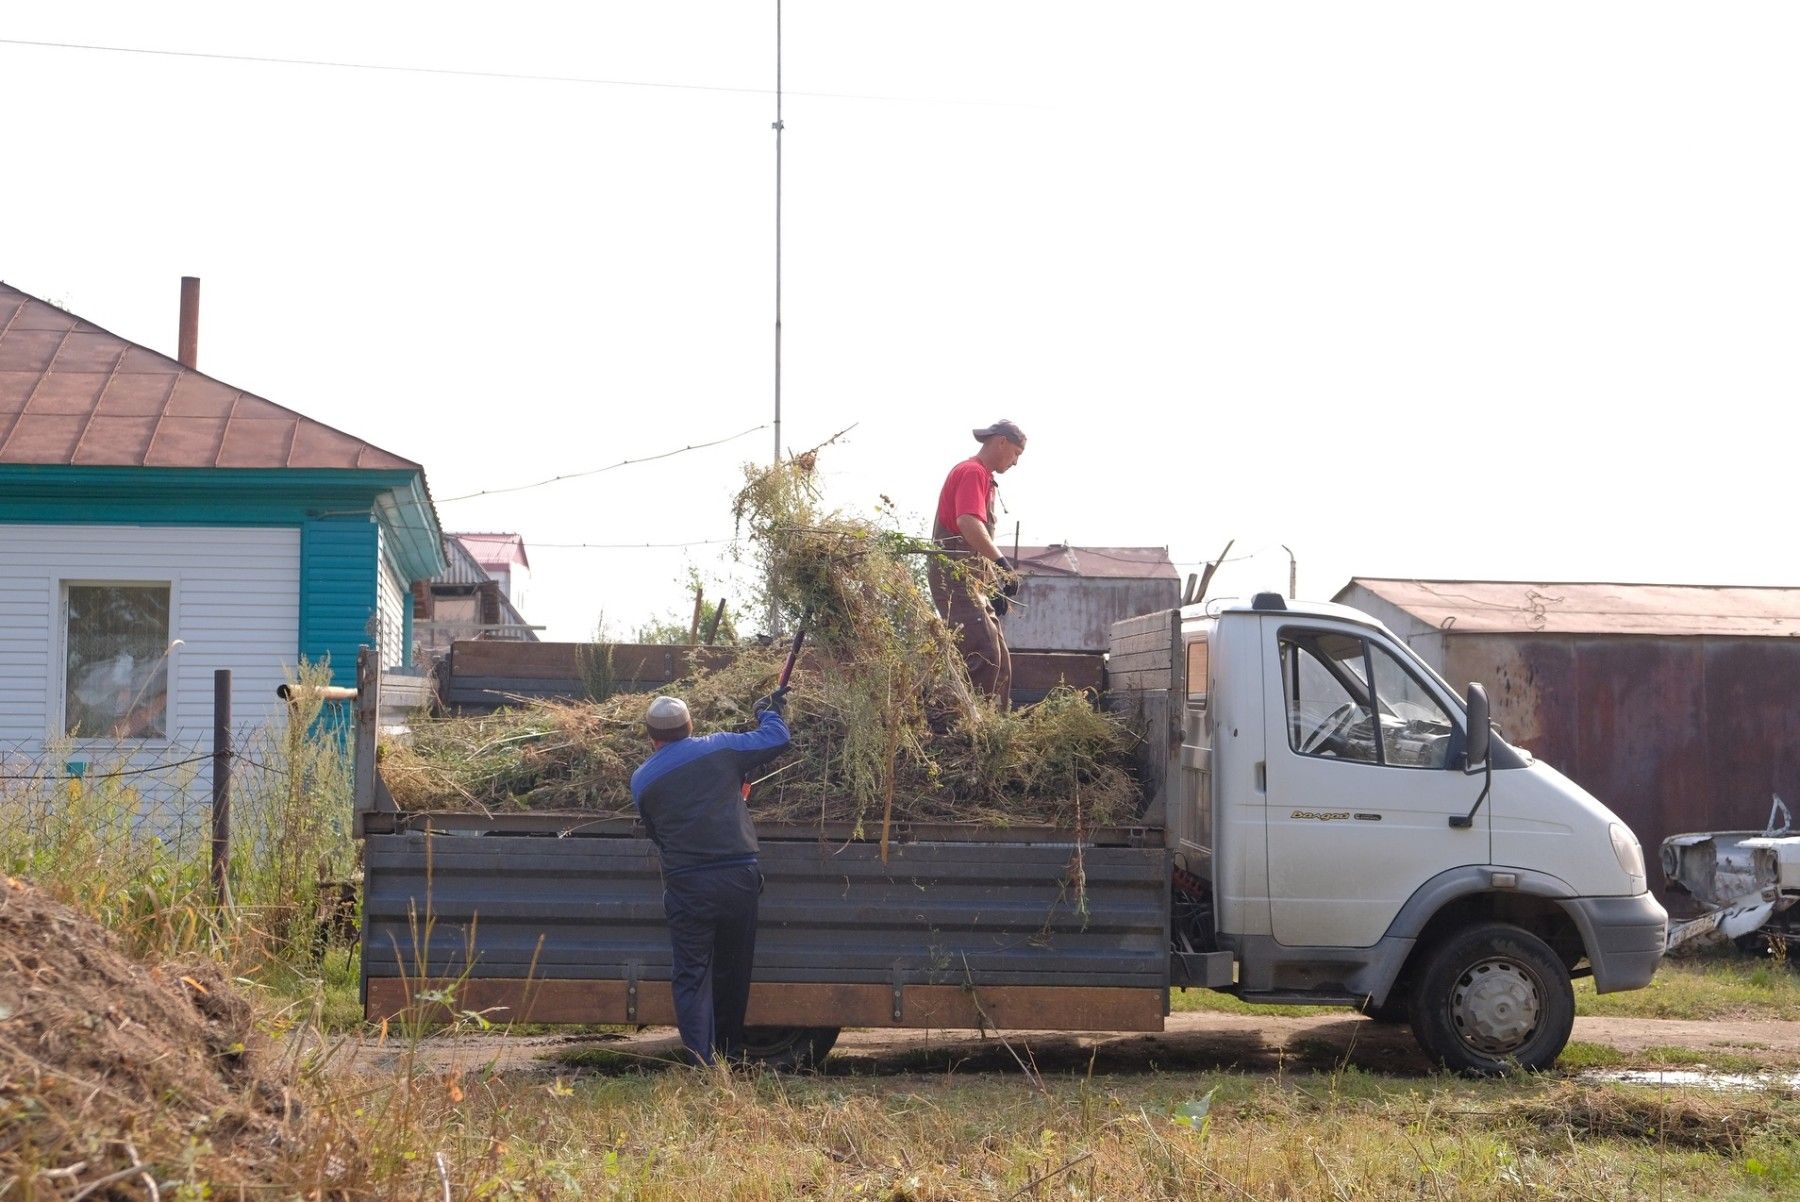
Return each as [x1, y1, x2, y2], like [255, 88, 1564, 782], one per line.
[990, 594, 1010, 618]
[753, 686, 789, 716]
[994, 555, 1021, 598]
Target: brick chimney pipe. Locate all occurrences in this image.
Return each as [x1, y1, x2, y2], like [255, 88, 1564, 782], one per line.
[178, 276, 200, 368]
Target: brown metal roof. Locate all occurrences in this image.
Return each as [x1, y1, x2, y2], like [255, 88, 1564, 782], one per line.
[1014, 545, 1176, 580]
[0, 281, 419, 471]
[1343, 578, 1800, 637]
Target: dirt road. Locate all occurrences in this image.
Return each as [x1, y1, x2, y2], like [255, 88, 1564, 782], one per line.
[343, 1011, 1800, 1080]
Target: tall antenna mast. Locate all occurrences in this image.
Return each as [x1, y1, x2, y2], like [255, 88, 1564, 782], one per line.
[767, 0, 786, 636]
[772, 0, 784, 468]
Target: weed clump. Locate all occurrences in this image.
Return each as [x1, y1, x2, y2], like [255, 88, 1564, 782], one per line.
[382, 453, 1139, 832]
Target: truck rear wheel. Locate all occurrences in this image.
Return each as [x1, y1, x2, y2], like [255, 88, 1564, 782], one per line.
[737, 1026, 840, 1072]
[1408, 922, 1573, 1076]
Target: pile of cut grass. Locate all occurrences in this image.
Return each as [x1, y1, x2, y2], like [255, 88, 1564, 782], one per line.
[383, 660, 1138, 831]
[383, 453, 1140, 831]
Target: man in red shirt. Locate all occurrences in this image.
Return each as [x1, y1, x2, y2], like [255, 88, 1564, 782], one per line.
[929, 419, 1026, 707]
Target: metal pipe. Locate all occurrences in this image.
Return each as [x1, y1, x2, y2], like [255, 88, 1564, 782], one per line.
[772, 0, 783, 471]
[276, 682, 359, 702]
[767, 0, 786, 638]
[178, 277, 200, 368]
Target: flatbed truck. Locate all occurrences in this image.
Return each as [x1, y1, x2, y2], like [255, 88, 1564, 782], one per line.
[355, 593, 1666, 1075]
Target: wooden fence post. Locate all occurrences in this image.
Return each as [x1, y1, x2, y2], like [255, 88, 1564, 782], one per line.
[212, 668, 232, 911]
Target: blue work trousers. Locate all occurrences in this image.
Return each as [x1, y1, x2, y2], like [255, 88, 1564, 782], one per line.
[662, 862, 760, 1066]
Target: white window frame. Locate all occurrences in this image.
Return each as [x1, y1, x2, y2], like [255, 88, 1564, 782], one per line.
[54, 575, 180, 748]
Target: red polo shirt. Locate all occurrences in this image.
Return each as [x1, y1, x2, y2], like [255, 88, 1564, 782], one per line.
[935, 457, 994, 536]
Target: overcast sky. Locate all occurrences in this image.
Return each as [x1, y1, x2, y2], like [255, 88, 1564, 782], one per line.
[4, 2, 1795, 640]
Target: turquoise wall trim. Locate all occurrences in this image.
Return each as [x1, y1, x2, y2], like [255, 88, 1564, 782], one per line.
[3, 466, 446, 682]
[0, 465, 445, 580]
[299, 517, 380, 688]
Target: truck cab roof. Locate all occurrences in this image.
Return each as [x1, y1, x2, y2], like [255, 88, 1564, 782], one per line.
[1186, 594, 1385, 629]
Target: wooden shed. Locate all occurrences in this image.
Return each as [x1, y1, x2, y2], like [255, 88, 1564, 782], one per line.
[1005, 545, 1179, 654]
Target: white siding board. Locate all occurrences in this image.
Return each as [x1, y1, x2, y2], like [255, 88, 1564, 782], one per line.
[376, 531, 407, 670]
[0, 524, 302, 831]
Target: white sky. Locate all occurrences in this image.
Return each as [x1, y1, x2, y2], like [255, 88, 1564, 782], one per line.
[4, 2, 1796, 640]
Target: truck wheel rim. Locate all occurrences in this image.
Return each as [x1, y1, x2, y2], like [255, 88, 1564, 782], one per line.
[1450, 957, 1540, 1055]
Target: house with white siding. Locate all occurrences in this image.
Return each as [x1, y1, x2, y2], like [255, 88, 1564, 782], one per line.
[0, 282, 445, 822]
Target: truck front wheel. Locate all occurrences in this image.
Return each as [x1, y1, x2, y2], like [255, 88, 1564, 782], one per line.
[1408, 923, 1574, 1076]
[736, 1026, 840, 1071]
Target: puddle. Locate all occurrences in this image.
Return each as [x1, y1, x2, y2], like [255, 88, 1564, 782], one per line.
[1581, 1069, 1800, 1092]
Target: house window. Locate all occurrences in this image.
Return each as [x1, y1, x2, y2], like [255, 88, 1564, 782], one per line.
[64, 583, 173, 739]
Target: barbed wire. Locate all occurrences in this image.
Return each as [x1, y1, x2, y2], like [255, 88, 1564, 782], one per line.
[0, 752, 216, 782]
[228, 747, 292, 778]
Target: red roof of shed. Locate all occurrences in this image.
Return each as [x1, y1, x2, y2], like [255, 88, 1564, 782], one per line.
[451, 532, 530, 570]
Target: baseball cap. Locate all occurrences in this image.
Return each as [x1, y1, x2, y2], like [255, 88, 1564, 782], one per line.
[973, 419, 1026, 447]
[645, 696, 691, 731]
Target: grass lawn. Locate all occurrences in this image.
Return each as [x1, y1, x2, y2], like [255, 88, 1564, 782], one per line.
[1578, 948, 1800, 1021]
[341, 1053, 1800, 1199]
[309, 945, 1800, 1197]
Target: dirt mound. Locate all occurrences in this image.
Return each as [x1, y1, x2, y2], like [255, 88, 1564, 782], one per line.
[0, 878, 358, 1198]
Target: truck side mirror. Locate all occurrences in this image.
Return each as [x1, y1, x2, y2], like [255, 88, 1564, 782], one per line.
[1464, 682, 1490, 769]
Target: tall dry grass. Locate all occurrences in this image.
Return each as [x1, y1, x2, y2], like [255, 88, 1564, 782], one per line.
[0, 658, 358, 968]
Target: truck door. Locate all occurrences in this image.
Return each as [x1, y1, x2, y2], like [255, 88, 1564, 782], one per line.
[1261, 621, 1486, 948]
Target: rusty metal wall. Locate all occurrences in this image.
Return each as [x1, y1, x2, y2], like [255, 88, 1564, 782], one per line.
[363, 831, 1170, 994]
[1007, 578, 1178, 653]
[1440, 634, 1800, 904]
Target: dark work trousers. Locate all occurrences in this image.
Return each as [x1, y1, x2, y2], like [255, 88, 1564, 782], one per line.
[927, 536, 1012, 708]
[662, 861, 761, 1066]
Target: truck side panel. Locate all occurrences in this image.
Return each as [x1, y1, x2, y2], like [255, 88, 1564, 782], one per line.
[362, 833, 1171, 1029]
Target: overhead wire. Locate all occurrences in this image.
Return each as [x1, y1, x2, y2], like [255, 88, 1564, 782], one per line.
[0, 36, 1015, 106]
[435, 422, 769, 503]
[533, 538, 739, 549]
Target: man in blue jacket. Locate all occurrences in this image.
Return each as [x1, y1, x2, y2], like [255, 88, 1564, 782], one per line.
[629, 690, 791, 1066]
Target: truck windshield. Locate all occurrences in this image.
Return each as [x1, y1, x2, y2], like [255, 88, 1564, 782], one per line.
[1281, 629, 1456, 769]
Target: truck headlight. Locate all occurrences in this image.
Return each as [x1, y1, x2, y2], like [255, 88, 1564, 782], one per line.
[1610, 823, 1646, 882]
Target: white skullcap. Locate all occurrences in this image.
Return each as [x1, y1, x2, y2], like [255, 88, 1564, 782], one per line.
[645, 695, 691, 732]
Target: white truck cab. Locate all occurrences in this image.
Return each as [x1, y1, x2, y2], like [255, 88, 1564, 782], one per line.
[1150, 593, 1667, 1074]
